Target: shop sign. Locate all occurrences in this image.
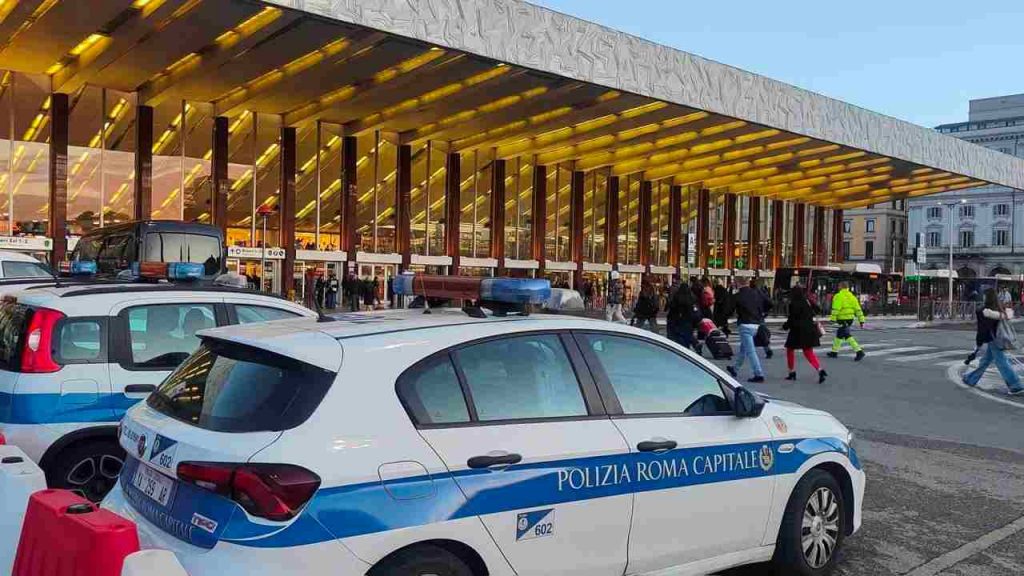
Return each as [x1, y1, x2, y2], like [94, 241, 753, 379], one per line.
[228, 246, 286, 260]
[0, 236, 52, 251]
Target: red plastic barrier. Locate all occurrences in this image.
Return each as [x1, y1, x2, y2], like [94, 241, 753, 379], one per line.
[13, 489, 140, 576]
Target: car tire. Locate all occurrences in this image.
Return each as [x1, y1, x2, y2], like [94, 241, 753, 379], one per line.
[45, 439, 125, 502]
[772, 468, 846, 576]
[369, 544, 476, 576]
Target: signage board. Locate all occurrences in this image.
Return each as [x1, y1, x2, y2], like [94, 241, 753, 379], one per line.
[228, 246, 286, 260]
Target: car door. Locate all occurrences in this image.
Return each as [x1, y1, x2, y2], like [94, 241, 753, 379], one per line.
[407, 332, 632, 576]
[107, 298, 227, 420]
[574, 331, 776, 573]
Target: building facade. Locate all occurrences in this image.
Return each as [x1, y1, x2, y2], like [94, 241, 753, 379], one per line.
[908, 94, 1024, 277]
[843, 201, 907, 274]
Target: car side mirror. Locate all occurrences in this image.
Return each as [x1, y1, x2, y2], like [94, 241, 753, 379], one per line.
[734, 387, 766, 418]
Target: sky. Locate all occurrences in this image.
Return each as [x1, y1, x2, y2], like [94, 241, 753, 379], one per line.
[529, 0, 1024, 128]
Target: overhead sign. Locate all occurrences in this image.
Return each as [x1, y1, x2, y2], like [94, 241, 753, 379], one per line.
[227, 246, 285, 260]
[0, 236, 52, 251]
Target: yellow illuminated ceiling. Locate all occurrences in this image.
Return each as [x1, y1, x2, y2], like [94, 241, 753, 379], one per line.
[0, 0, 989, 211]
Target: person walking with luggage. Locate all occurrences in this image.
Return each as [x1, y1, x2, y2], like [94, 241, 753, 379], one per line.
[713, 281, 733, 336]
[605, 271, 627, 323]
[727, 281, 770, 383]
[783, 285, 827, 383]
[827, 281, 866, 361]
[962, 289, 1024, 394]
[666, 281, 698, 350]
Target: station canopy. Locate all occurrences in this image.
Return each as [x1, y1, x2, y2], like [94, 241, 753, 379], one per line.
[1, 0, 1021, 213]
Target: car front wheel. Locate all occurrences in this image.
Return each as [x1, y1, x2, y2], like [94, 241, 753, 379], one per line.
[773, 468, 846, 576]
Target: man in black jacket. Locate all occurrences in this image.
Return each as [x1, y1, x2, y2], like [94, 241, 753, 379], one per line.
[727, 281, 771, 383]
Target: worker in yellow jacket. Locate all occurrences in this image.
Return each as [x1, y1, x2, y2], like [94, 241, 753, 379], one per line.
[827, 281, 866, 360]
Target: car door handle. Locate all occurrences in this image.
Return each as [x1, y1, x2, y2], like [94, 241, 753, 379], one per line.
[124, 384, 156, 394]
[467, 452, 523, 469]
[637, 439, 678, 452]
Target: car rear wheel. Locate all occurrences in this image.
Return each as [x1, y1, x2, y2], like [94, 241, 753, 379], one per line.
[46, 439, 125, 502]
[369, 544, 475, 576]
[773, 468, 845, 576]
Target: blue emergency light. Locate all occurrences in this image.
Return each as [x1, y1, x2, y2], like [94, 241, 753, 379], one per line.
[70, 260, 97, 275]
[392, 274, 551, 306]
[167, 262, 205, 280]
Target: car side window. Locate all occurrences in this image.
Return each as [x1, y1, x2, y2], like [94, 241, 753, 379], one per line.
[125, 304, 217, 369]
[55, 319, 104, 362]
[454, 334, 588, 422]
[234, 305, 301, 325]
[396, 354, 470, 425]
[579, 333, 730, 416]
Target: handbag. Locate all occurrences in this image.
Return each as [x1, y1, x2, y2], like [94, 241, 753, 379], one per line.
[994, 309, 1018, 350]
[754, 324, 771, 347]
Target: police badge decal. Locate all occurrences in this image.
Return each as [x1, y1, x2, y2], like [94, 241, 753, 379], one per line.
[759, 445, 774, 472]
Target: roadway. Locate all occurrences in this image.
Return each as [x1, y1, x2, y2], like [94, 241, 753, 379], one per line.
[704, 322, 1024, 575]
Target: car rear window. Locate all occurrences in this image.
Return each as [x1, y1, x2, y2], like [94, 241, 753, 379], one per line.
[143, 233, 222, 276]
[2, 261, 52, 279]
[0, 301, 29, 370]
[146, 340, 335, 433]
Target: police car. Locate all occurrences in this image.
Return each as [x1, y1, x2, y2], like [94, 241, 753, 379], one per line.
[103, 276, 863, 576]
[0, 262, 316, 501]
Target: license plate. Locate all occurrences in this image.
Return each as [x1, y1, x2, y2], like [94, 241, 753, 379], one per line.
[131, 462, 176, 507]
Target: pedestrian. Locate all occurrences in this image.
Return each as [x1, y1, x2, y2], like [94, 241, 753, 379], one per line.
[783, 285, 827, 384]
[362, 277, 375, 311]
[605, 271, 627, 323]
[344, 273, 359, 312]
[700, 278, 715, 320]
[372, 276, 382, 308]
[962, 289, 1023, 394]
[726, 279, 771, 383]
[999, 287, 1012, 308]
[387, 276, 395, 308]
[666, 281, 698, 350]
[756, 281, 774, 359]
[713, 281, 733, 336]
[827, 281, 866, 361]
[314, 274, 326, 309]
[633, 281, 659, 332]
[326, 272, 339, 309]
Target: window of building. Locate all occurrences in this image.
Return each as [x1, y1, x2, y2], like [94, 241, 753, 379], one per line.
[899, 221, 904, 235]
[994, 204, 1010, 218]
[960, 205, 975, 219]
[927, 207, 942, 219]
[927, 231, 941, 247]
[864, 241, 874, 260]
[842, 241, 850, 259]
[994, 229, 1009, 247]
[865, 219, 875, 233]
[578, 333, 728, 416]
[843, 220, 851, 233]
[890, 220, 895, 234]
[454, 334, 587, 422]
[960, 230, 974, 248]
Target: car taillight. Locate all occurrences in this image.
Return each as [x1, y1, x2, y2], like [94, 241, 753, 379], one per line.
[177, 462, 320, 521]
[20, 307, 64, 373]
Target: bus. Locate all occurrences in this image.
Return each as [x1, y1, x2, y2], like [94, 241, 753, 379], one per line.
[68, 221, 225, 280]
[774, 263, 903, 312]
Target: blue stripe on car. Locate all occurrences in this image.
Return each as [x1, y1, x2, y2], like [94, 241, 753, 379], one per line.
[122, 437, 858, 550]
[0, 391, 138, 424]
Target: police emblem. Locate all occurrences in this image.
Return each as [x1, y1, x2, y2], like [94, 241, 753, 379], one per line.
[772, 416, 788, 434]
[137, 434, 147, 458]
[759, 444, 774, 472]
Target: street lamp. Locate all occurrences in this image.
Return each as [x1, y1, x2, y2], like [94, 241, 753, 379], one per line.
[257, 204, 276, 293]
[943, 198, 966, 317]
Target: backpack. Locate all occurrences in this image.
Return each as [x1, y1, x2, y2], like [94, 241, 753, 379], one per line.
[994, 310, 1018, 351]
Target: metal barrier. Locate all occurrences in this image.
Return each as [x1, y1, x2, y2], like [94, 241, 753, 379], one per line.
[922, 300, 978, 321]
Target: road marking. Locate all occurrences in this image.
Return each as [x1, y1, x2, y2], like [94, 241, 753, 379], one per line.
[946, 363, 1024, 409]
[889, 349, 973, 363]
[904, 514, 1024, 576]
[857, 346, 934, 357]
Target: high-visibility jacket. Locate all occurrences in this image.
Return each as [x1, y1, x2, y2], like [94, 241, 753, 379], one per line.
[830, 288, 865, 323]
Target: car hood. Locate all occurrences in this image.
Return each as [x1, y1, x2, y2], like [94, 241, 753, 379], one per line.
[761, 398, 850, 441]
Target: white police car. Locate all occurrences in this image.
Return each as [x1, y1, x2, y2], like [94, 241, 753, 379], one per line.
[103, 277, 863, 576]
[0, 262, 316, 500]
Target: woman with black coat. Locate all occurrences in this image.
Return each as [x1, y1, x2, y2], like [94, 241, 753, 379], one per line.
[666, 284, 698, 350]
[783, 285, 827, 383]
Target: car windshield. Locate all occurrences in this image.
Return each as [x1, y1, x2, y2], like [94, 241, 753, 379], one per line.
[147, 340, 335, 433]
[1, 261, 52, 279]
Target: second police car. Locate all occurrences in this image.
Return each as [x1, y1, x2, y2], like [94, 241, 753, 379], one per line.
[0, 262, 317, 500]
[103, 276, 864, 576]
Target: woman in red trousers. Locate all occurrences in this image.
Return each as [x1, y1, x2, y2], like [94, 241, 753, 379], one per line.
[783, 285, 827, 383]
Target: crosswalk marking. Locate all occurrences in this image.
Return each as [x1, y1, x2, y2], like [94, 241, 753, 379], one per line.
[889, 350, 973, 363]
[855, 346, 934, 357]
